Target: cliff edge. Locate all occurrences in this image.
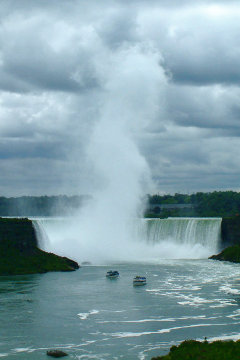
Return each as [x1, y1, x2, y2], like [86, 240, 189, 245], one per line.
[0, 217, 79, 275]
[221, 216, 240, 247]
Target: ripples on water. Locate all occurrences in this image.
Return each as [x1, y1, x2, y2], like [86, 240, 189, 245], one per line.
[0, 260, 240, 359]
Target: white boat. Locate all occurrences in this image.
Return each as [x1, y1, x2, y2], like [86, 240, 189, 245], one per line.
[106, 270, 119, 279]
[133, 276, 146, 286]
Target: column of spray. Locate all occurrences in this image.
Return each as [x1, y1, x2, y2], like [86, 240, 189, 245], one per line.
[73, 46, 165, 264]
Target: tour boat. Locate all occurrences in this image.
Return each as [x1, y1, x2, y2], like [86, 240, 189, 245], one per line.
[133, 276, 146, 286]
[106, 270, 119, 279]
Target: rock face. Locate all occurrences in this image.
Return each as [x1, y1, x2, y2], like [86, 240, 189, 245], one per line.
[0, 217, 79, 276]
[47, 350, 68, 358]
[209, 245, 240, 263]
[221, 216, 240, 247]
[0, 217, 37, 253]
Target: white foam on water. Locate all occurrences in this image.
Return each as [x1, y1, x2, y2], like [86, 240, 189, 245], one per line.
[98, 315, 210, 324]
[177, 294, 216, 307]
[111, 322, 225, 338]
[209, 299, 238, 308]
[13, 347, 34, 353]
[219, 285, 240, 295]
[146, 284, 201, 292]
[77, 310, 99, 320]
[73, 341, 97, 348]
[102, 310, 126, 313]
[207, 333, 240, 342]
[76, 353, 109, 360]
[227, 309, 240, 319]
[146, 288, 162, 292]
[98, 318, 176, 324]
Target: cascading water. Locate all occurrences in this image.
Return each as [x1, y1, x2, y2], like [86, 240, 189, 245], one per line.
[144, 218, 221, 248]
[32, 217, 222, 263]
[142, 217, 222, 259]
[32, 219, 53, 251]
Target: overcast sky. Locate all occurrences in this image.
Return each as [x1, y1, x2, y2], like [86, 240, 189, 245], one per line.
[1, 0, 240, 196]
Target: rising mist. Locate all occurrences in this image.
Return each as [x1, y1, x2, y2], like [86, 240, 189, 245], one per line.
[39, 45, 167, 264]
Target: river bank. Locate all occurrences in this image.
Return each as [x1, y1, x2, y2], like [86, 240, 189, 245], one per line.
[151, 339, 240, 360]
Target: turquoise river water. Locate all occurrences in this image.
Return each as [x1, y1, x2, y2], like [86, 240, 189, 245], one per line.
[1, 260, 240, 359]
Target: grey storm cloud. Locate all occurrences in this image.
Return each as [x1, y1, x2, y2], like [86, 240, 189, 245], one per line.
[0, 0, 240, 195]
[0, 18, 99, 93]
[166, 85, 240, 133]
[164, 20, 240, 86]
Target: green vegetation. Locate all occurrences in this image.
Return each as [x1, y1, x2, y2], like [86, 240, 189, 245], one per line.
[146, 191, 240, 217]
[149, 193, 192, 205]
[0, 246, 79, 275]
[151, 339, 240, 360]
[209, 245, 240, 263]
[145, 207, 195, 218]
[0, 217, 79, 275]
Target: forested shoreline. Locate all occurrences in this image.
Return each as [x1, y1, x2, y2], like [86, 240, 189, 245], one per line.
[1, 191, 240, 217]
[146, 191, 240, 217]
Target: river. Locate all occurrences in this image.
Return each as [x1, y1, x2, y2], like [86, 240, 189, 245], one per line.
[1, 259, 240, 359]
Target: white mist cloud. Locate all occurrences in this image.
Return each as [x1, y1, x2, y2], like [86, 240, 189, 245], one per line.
[62, 45, 167, 262]
[86, 44, 165, 201]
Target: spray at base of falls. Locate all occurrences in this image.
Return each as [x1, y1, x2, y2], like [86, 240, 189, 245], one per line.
[32, 217, 222, 264]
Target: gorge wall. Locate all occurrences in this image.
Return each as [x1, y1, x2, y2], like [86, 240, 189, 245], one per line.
[0, 217, 79, 276]
[221, 216, 240, 247]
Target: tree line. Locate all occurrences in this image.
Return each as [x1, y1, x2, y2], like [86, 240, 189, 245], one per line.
[0, 191, 240, 217]
[147, 191, 240, 217]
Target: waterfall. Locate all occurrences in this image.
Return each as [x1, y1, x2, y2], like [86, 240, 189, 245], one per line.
[144, 218, 222, 249]
[32, 217, 222, 263]
[32, 219, 51, 251]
